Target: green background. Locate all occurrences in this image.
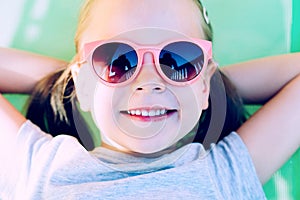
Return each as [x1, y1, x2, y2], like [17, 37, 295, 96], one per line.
[3, 0, 300, 199]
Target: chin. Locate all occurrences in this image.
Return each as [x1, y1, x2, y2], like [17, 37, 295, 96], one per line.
[123, 138, 179, 156]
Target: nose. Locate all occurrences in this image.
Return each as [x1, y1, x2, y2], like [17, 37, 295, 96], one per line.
[133, 52, 166, 93]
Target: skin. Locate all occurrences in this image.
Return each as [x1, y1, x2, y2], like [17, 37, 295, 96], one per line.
[222, 54, 300, 183]
[72, 0, 216, 154]
[0, 47, 66, 94]
[78, 0, 206, 49]
[1, 0, 300, 185]
[59, 0, 300, 183]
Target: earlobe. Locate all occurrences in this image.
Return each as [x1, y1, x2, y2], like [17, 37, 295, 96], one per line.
[201, 78, 210, 110]
[206, 60, 218, 79]
[71, 62, 80, 83]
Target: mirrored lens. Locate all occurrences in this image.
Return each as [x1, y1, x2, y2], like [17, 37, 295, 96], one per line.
[159, 41, 204, 82]
[92, 42, 138, 83]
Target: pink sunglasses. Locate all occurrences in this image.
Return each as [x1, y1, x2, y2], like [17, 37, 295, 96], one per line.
[78, 38, 212, 86]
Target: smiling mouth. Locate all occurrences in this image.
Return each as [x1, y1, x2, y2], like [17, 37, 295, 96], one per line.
[120, 108, 177, 121]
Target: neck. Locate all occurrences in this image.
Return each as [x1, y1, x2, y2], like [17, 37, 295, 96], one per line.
[101, 133, 196, 158]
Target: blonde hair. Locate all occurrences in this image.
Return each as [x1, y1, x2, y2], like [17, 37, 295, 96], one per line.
[193, 0, 213, 41]
[74, 0, 213, 51]
[49, 0, 213, 122]
[74, 0, 95, 53]
[26, 0, 246, 147]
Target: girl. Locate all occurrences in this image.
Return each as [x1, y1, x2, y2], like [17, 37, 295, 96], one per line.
[1, 0, 300, 199]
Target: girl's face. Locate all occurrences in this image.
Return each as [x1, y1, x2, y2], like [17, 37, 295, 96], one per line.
[74, 0, 215, 154]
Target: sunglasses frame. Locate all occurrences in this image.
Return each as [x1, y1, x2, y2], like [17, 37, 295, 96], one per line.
[78, 38, 212, 87]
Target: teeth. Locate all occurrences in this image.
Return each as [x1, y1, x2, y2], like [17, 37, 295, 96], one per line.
[156, 110, 161, 116]
[149, 110, 156, 117]
[142, 110, 148, 116]
[135, 110, 141, 115]
[128, 109, 167, 117]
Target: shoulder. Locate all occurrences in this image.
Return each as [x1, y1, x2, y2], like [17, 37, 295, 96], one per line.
[18, 120, 85, 155]
[205, 132, 266, 198]
[13, 120, 90, 173]
[207, 132, 254, 171]
[1, 120, 92, 197]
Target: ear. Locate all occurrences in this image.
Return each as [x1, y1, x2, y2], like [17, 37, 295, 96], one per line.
[70, 62, 80, 83]
[71, 62, 97, 111]
[201, 60, 218, 110]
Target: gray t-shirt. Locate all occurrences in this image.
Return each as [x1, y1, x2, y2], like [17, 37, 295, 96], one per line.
[0, 121, 266, 200]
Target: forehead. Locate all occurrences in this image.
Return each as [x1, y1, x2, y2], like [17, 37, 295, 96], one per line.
[80, 0, 205, 47]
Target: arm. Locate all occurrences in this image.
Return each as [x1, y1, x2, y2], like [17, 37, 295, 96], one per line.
[0, 47, 67, 94]
[238, 74, 300, 184]
[222, 52, 300, 104]
[222, 53, 300, 183]
[0, 93, 26, 154]
[0, 94, 26, 133]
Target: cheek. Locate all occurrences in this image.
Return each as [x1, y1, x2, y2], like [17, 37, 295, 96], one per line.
[91, 84, 129, 138]
[74, 63, 98, 111]
[91, 85, 115, 132]
[174, 83, 206, 135]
